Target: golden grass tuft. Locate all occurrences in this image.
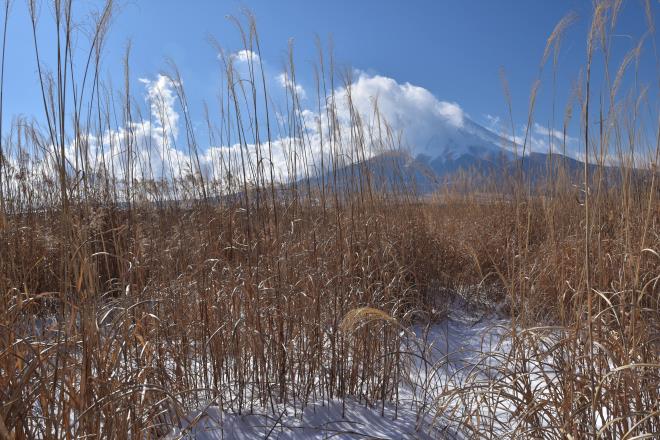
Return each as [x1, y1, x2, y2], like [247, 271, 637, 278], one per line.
[340, 307, 399, 334]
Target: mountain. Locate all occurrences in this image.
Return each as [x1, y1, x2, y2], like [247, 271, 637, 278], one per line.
[413, 117, 515, 178]
[317, 116, 630, 194]
[301, 114, 647, 197]
[399, 116, 625, 190]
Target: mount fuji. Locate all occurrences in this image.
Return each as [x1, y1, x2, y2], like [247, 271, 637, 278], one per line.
[337, 115, 593, 194]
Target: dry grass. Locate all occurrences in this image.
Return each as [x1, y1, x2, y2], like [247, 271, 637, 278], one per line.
[0, 1, 658, 439]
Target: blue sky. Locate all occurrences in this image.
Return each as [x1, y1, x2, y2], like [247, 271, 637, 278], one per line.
[2, 0, 658, 163]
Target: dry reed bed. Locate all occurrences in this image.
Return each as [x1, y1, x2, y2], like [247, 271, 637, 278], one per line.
[1, 200, 438, 437]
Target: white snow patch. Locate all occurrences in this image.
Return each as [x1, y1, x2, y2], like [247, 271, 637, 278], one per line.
[166, 398, 444, 439]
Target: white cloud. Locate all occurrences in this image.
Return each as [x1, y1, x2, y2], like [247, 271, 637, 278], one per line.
[484, 114, 501, 131]
[50, 74, 199, 185]
[229, 49, 260, 64]
[276, 72, 306, 99]
[139, 75, 180, 139]
[340, 73, 464, 126]
[519, 122, 580, 156]
[331, 72, 465, 157]
[478, 116, 581, 158]
[533, 122, 577, 144]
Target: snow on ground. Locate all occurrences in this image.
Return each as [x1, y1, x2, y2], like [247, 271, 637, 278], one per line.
[167, 399, 444, 439]
[167, 292, 512, 439]
[407, 304, 510, 395]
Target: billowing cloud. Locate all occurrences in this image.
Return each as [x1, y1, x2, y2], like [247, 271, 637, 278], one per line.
[139, 75, 180, 139]
[328, 73, 469, 158]
[54, 75, 198, 185]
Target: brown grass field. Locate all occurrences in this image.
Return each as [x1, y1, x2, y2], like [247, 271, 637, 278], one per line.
[0, 1, 658, 438]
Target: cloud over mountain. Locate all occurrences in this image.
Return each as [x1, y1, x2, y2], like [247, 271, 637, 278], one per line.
[335, 73, 467, 157]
